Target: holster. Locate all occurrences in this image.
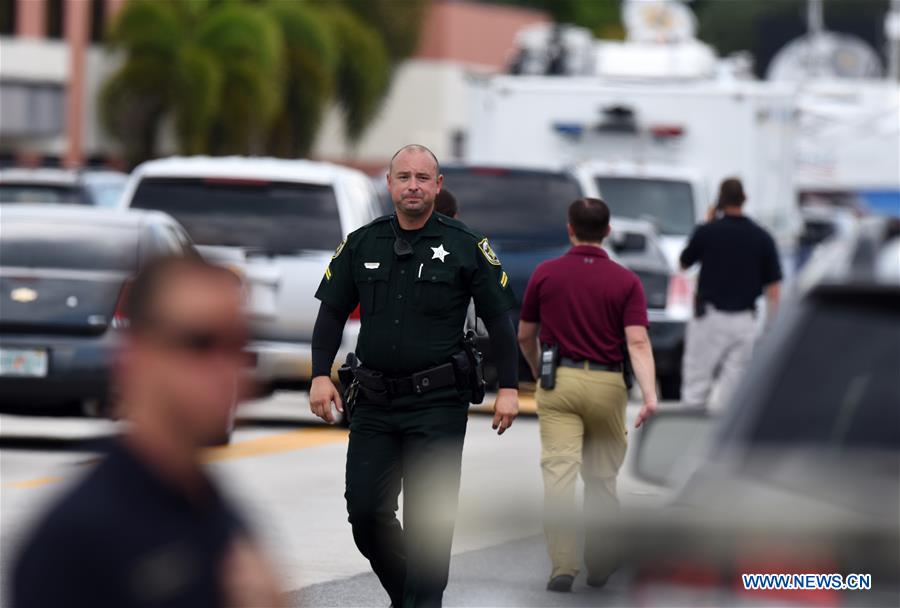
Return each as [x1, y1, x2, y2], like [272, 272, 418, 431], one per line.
[337, 353, 360, 420]
[539, 343, 559, 390]
[453, 330, 486, 404]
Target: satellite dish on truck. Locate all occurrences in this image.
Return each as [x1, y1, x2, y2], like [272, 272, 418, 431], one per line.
[768, 32, 884, 81]
[623, 0, 697, 43]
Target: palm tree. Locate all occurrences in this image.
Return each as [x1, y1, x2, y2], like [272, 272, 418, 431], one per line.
[100, 0, 408, 165]
[100, 0, 185, 167]
[264, 1, 336, 158]
[101, 0, 283, 164]
[196, 3, 284, 155]
[321, 6, 391, 145]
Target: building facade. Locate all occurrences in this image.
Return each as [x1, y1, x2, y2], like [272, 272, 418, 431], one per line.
[0, 0, 545, 170]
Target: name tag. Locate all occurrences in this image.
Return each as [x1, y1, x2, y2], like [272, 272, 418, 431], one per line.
[364, 262, 380, 270]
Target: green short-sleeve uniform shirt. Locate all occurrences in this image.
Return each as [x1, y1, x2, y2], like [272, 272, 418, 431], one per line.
[315, 212, 515, 376]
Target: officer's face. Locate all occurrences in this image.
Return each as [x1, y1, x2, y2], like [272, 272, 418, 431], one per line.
[126, 269, 248, 446]
[387, 150, 443, 218]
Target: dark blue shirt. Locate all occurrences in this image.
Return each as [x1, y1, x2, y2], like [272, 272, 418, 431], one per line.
[680, 215, 782, 312]
[12, 440, 245, 608]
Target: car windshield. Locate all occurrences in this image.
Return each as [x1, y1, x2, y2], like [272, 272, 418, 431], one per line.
[0, 184, 83, 205]
[0, 221, 137, 271]
[441, 169, 583, 246]
[749, 296, 900, 450]
[594, 177, 696, 236]
[130, 177, 342, 253]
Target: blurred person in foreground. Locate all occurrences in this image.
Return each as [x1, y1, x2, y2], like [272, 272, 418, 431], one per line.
[518, 198, 657, 593]
[309, 144, 519, 607]
[680, 178, 782, 412]
[434, 188, 459, 219]
[12, 256, 282, 608]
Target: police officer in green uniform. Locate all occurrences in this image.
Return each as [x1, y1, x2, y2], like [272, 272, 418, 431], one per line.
[309, 145, 521, 608]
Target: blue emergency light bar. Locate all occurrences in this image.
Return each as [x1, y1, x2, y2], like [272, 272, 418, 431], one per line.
[552, 122, 585, 137]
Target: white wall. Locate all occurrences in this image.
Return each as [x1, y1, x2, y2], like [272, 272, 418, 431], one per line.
[0, 36, 120, 158]
[313, 59, 488, 165]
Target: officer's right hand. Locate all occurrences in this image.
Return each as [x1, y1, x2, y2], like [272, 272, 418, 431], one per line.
[309, 376, 343, 424]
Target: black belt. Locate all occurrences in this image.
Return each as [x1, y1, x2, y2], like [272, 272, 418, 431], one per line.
[355, 362, 458, 399]
[558, 357, 622, 372]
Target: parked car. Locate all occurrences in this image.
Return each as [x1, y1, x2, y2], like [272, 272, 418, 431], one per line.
[604, 217, 900, 606]
[0, 204, 197, 418]
[427, 164, 681, 396]
[0, 168, 128, 207]
[119, 156, 382, 393]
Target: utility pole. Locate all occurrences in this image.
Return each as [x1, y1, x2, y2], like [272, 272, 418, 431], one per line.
[887, 0, 900, 81]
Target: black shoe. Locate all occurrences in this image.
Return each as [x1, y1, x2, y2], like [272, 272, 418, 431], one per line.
[546, 575, 574, 592]
[586, 574, 610, 588]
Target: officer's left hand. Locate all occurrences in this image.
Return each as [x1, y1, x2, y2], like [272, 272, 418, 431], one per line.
[491, 388, 519, 435]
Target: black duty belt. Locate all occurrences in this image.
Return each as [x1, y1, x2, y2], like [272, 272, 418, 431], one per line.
[354, 362, 458, 399]
[558, 357, 623, 373]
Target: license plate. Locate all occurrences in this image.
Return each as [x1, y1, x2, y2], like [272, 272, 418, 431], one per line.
[0, 348, 49, 377]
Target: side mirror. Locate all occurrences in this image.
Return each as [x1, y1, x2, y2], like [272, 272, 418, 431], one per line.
[611, 231, 647, 254]
[633, 409, 716, 487]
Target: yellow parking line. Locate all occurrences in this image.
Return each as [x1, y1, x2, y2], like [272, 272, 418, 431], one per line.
[5, 427, 349, 490]
[7, 475, 64, 489]
[202, 427, 348, 463]
[469, 394, 538, 415]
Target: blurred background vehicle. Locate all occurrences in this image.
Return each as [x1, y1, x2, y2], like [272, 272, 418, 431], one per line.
[0, 204, 196, 418]
[119, 156, 382, 395]
[611, 216, 900, 606]
[420, 164, 683, 397]
[0, 168, 128, 207]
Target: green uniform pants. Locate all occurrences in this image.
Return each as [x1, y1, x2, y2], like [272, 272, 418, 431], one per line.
[345, 401, 468, 608]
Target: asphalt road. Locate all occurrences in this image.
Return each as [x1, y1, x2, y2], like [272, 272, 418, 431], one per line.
[0, 392, 669, 607]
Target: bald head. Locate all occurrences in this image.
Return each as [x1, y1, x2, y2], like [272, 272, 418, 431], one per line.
[389, 144, 440, 175]
[386, 144, 443, 221]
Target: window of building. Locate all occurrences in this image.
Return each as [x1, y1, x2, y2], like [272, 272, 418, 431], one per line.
[0, 82, 66, 137]
[0, 0, 17, 36]
[46, 0, 64, 39]
[90, 0, 106, 42]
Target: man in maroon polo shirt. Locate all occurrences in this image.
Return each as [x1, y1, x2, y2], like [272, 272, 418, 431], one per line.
[518, 197, 658, 593]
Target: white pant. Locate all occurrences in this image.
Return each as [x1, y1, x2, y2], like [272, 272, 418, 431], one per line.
[681, 306, 757, 412]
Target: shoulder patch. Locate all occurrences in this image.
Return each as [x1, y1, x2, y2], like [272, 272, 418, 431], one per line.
[477, 238, 501, 266]
[331, 239, 346, 260]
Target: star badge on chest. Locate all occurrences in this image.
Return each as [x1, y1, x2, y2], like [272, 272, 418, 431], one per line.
[431, 244, 450, 263]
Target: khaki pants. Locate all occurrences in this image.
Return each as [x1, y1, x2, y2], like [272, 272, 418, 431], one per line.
[681, 306, 756, 412]
[536, 366, 628, 579]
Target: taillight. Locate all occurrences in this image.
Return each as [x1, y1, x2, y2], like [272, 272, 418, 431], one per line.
[650, 124, 685, 138]
[633, 559, 724, 607]
[112, 280, 132, 329]
[665, 272, 694, 320]
[348, 305, 361, 320]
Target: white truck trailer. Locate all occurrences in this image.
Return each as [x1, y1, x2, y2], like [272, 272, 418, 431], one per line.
[465, 75, 802, 250]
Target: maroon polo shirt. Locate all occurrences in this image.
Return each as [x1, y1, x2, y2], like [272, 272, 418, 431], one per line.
[520, 245, 648, 364]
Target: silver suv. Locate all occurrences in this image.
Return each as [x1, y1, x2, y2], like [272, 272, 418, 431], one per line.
[119, 156, 382, 393]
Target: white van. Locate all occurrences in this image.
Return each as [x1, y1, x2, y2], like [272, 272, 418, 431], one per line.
[119, 156, 382, 392]
[571, 160, 709, 270]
